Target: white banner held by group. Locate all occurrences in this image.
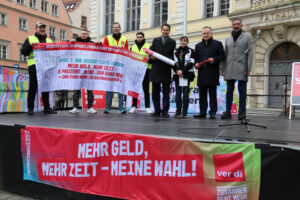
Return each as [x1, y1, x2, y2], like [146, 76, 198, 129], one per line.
[33, 43, 148, 98]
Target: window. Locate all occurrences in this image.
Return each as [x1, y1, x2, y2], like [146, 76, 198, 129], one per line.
[19, 45, 26, 62]
[0, 12, 8, 26]
[105, 0, 115, 35]
[70, 3, 75, 9]
[60, 29, 66, 40]
[49, 26, 56, 37]
[52, 4, 59, 16]
[29, 0, 37, 9]
[206, 0, 214, 18]
[17, 0, 26, 5]
[41, 0, 49, 13]
[72, 34, 78, 39]
[19, 17, 28, 31]
[0, 45, 8, 59]
[126, 0, 141, 32]
[154, 0, 168, 27]
[81, 16, 87, 28]
[220, 0, 230, 15]
[66, 3, 75, 9]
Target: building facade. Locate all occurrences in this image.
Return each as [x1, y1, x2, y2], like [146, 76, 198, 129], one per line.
[63, 0, 90, 39]
[231, 0, 300, 109]
[90, 0, 300, 109]
[0, 0, 72, 70]
[90, 0, 233, 47]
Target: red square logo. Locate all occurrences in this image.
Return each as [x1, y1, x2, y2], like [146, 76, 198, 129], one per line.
[213, 152, 246, 182]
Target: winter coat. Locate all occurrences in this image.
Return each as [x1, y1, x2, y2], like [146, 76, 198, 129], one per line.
[195, 38, 225, 86]
[21, 32, 48, 57]
[223, 32, 253, 81]
[173, 46, 195, 82]
[76, 36, 93, 43]
[149, 37, 176, 84]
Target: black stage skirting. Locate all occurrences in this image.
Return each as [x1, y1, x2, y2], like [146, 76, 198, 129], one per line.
[1, 124, 300, 200]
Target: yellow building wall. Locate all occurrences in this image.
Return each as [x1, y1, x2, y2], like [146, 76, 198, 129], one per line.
[101, 1, 233, 46]
[188, 16, 232, 34]
[115, 0, 121, 24]
[141, 3, 149, 29]
[187, 0, 200, 21]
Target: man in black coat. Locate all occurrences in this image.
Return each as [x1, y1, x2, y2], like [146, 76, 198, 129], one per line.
[149, 24, 176, 118]
[68, 30, 97, 114]
[194, 26, 225, 119]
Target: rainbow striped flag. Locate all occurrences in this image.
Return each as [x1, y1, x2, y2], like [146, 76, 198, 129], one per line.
[0, 66, 29, 113]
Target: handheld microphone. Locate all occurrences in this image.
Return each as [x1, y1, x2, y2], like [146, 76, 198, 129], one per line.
[255, 30, 261, 41]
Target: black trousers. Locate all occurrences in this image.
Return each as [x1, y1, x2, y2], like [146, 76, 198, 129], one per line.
[175, 80, 190, 115]
[199, 85, 217, 115]
[226, 80, 246, 113]
[152, 82, 170, 114]
[73, 90, 94, 109]
[28, 65, 50, 111]
[132, 69, 150, 108]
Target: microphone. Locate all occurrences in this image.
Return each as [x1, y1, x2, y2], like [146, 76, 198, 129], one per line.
[238, 29, 261, 62]
[255, 30, 261, 41]
[257, 29, 261, 37]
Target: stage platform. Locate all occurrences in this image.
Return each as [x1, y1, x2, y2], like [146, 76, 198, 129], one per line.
[1, 111, 300, 200]
[1, 110, 299, 146]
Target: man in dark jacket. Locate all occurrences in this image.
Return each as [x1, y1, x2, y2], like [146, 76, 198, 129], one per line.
[194, 26, 225, 119]
[68, 29, 97, 114]
[21, 21, 57, 115]
[149, 24, 176, 118]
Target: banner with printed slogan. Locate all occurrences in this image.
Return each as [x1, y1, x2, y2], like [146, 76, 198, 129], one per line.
[21, 126, 260, 200]
[33, 43, 147, 98]
[126, 76, 240, 114]
[291, 63, 300, 105]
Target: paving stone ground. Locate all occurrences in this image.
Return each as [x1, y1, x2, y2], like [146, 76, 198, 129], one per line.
[0, 191, 37, 200]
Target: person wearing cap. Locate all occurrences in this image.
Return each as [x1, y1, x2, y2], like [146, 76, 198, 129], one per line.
[128, 32, 152, 114]
[103, 22, 128, 114]
[68, 29, 97, 114]
[21, 21, 57, 115]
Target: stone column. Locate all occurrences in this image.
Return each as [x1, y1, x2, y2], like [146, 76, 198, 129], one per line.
[99, 0, 105, 36]
[213, 0, 220, 17]
[199, 0, 205, 19]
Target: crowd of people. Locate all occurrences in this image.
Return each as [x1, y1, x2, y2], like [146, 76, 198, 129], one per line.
[21, 18, 253, 120]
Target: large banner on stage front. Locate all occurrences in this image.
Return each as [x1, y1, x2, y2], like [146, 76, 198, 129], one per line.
[33, 43, 147, 98]
[21, 126, 260, 200]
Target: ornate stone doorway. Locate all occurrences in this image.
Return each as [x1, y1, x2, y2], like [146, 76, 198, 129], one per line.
[268, 42, 300, 108]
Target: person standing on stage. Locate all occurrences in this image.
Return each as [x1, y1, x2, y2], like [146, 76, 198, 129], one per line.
[221, 19, 253, 120]
[21, 21, 57, 115]
[103, 22, 128, 114]
[194, 26, 225, 119]
[68, 30, 97, 114]
[173, 36, 195, 118]
[128, 32, 152, 114]
[149, 24, 176, 118]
